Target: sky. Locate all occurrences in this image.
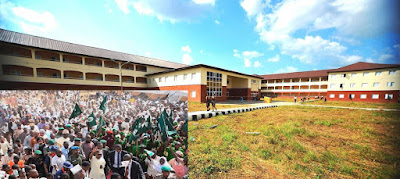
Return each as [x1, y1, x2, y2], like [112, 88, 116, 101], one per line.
[0, 0, 399, 75]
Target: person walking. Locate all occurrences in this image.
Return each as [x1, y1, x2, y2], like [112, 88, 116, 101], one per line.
[205, 95, 211, 111]
[211, 94, 217, 111]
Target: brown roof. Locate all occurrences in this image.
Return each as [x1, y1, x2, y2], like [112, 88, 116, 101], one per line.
[328, 62, 400, 72]
[146, 64, 264, 79]
[0, 28, 187, 69]
[260, 69, 331, 80]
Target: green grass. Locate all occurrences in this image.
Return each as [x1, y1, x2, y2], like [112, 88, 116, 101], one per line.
[304, 100, 400, 109]
[189, 105, 400, 178]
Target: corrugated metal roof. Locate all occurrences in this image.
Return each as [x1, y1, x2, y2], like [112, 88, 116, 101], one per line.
[0, 28, 187, 69]
[327, 62, 400, 72]
[260, 69, 331, 80]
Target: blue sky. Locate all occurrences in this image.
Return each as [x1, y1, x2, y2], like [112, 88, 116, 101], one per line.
[0, 0, 399, 75]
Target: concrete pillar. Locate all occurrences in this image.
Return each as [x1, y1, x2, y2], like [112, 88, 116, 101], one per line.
[83, 72, 86, 80]
[60, 70, 64, 79]
[82, 57, 85, 65]
[60, 53, 63, 63]
[102, 60, 104, 67]
[33, 67, 37, 77]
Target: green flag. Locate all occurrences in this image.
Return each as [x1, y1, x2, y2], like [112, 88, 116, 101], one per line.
[156, 115, 168, 141]
[96, 116, 105, 131]
[163, 110, 175, 132]
[129, 118, 143, 143]
[69, 103, 82, 119]
[145, 116, 152, 131]
[87, 112, 97, 127]
[99, 96, 107, 113]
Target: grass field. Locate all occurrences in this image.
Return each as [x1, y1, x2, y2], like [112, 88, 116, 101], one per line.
[188, 106, 400, 178]
[303, 100, 400, 109]
[188, 101, 252, 112]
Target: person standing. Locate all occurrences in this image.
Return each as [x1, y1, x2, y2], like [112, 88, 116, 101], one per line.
[109, 144, 128, 176]
[294, 96, 297, 103]
[89, 148, 106, 179]
[123, 154, 145, 179]
[211, 95, 217, 111]
[205, 95, 210, 111]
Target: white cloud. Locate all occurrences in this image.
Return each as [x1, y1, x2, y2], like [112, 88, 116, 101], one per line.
[214, 20, 220, 24]
[115, 0, 130, 14]
[233, 49, 264, 67]
[378, 54, 394, 62]
[181, 45, 191, 53]
[182, 53, 194, 65]
[0, 0, 58, 35]
[181, 45, 194, 65]
[240, 0, 265, 17]
[242, 51, 263, 58]
[275, 66, 298, 74]
[241, 0, 400, 66]
[344, 55, 363, 64]
[145, 52, 151, 56]
[244, 58, 252, 67]
[131, 0, 214, 23]
[267, 54, 279, 62]
[193, 0, 215, 6]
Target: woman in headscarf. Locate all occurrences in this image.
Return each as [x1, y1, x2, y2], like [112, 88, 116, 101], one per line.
[145, 150, 172, 178]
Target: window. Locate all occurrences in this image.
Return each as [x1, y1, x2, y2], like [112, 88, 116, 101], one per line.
[387, 82, 395, 87]
[385, 94, 393, 99]
[339, 94, 344, 98]
[351, 73, 357, 77]
[159, 77, 162, 82]
[191, 91, 196, 98]
[372, 94, 379, 99]
[206, 71, 222, 96]
[329, 94, 335, 98]
[362, 83, 368, 87]
[360, 94, 367, 99]
[341, 74, 346, 78]
[350, 83, 356, 88]
[183, 74, 188, 80]
[389, 70, 396, 75]
[252, 79, 257, 84]
[363, 72, 369, 76]
[164, 77, 167, 82]
[227, 79, 230, 84]
[340, 83, 344, 88]
[375, 71, 382, 76]
[330, 84, 336, 88]
[373, 82, 380, 87]
[331, 75, 336, 78]
[174, 75, 177, 81]
[191, 73, 196, 80]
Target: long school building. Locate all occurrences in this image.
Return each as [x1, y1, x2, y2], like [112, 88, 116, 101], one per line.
[0, 29, 399, 103]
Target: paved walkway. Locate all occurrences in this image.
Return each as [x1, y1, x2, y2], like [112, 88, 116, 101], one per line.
[188, 101, 399, 121]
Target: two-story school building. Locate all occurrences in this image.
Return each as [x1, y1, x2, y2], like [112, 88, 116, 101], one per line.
[0, 29, 398, 103]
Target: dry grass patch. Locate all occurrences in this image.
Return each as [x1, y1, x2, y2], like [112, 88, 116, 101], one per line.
[304, 100, 400, 109]
[189, 106, 400, 178]
[188, 101, 253, 112]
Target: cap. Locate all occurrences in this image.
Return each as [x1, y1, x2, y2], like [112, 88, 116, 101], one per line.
[62, 130, 69, 134]
[59, 127, 65, 130]
[65, 124, 72, 128]
[161, 166, 172, 172]
[145, 150, 154, 157]
[48, 139, 56, 145]
[100, 140, 107, 144]
[63, 161, 73, 169]
[29, 123, 35, 127]
[34, 150, 42, 155]
[49, 145, 59, 151]
[74, 138, 81, 141]
[106, 130, 113, 134]
[70, 146, 79, 150]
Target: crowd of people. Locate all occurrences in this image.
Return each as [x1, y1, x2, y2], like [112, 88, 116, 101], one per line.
[0, 90, 188, 179]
